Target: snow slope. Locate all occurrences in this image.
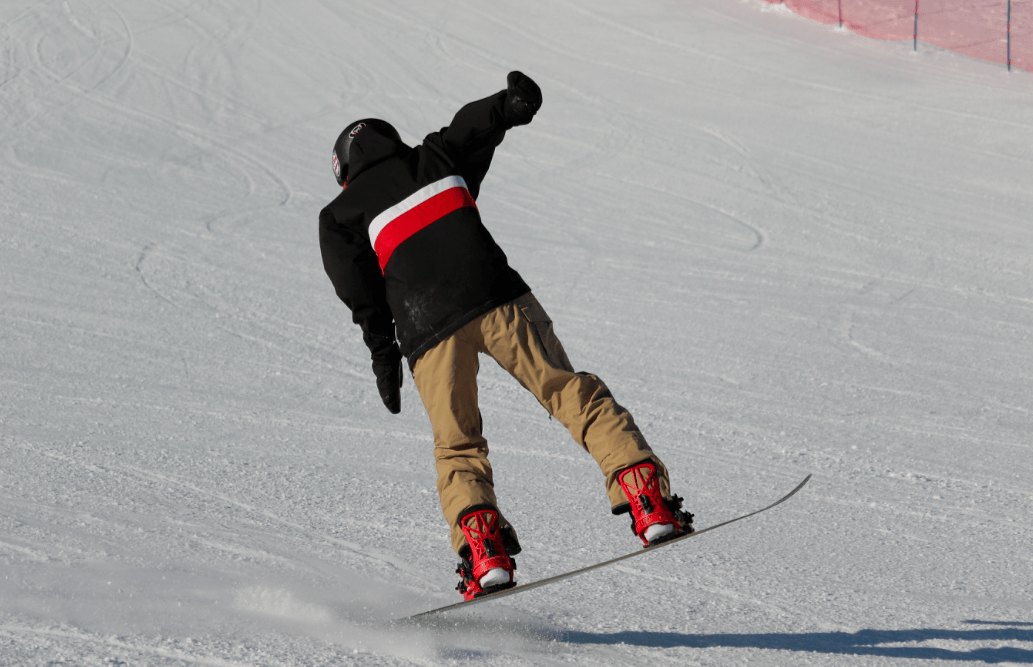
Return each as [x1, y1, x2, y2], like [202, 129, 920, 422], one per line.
[2, 0, 1032, 664]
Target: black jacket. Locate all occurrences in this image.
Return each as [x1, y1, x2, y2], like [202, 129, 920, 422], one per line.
[319, 91, 530, 369]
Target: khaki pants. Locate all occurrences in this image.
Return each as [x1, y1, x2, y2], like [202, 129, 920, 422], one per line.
[413, 293, 670, 554]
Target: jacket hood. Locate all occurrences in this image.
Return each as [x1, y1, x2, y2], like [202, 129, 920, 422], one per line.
[333, 119, 408, 185]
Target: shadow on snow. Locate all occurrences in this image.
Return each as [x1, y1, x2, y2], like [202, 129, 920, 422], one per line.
[561, 622, 1033, 663]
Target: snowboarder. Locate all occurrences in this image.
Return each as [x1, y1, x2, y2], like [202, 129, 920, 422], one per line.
[319, 71, 693, 600]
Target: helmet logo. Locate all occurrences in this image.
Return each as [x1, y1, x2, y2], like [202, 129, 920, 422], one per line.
[332, 151, 341, 180]
[349, 122, 366, 138]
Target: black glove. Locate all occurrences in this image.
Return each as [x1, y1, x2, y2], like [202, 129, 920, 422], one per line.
[371, 342, 403, 414]
[504, 71, 542, 127]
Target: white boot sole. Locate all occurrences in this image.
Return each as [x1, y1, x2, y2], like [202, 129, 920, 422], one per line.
[644, 522, 675, 543]
[479, 567, 511, 588]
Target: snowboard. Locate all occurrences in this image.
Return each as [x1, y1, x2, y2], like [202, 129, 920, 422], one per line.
[404, 474, 811, 620]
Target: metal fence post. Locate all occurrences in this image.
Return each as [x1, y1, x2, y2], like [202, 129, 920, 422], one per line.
[913, 0, 920, 51]
[1007, 0, 1012, 71]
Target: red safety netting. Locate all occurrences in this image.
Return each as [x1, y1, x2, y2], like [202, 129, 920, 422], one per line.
[761, 0, 1032, 72]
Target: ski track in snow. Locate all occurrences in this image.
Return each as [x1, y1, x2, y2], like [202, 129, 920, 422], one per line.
[2, 0, 1033, 664]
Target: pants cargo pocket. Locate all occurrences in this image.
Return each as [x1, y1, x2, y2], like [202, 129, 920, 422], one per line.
[516, 297, 574, 372]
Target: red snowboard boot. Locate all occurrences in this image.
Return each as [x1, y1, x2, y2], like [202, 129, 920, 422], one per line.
[617, 461, 694, 547]
[455, 507, 517, 600]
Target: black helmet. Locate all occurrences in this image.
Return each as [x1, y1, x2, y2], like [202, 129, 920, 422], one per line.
[332, 118, 401, 187]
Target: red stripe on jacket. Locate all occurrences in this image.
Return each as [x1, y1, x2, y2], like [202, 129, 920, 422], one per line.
[372, 184, 477, 271]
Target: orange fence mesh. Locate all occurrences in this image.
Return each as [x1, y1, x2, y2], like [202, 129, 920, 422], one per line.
[760, 0, 1031, 72]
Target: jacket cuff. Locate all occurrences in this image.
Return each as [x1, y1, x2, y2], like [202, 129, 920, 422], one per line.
[363, 330, 397, 359]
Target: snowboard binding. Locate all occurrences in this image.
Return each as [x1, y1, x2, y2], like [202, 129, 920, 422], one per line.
[455, 506, 518, 600]
[616, 461, 695, 547]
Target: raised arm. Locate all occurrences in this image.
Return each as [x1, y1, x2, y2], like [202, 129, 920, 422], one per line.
[430, 71, 543, 198]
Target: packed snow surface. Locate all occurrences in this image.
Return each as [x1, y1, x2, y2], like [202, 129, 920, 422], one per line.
[2, 0, 1032, 664]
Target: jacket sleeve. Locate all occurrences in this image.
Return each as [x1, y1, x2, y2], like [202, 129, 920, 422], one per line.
[318, 206, 396, 358]
[426, 90, 511, 199]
